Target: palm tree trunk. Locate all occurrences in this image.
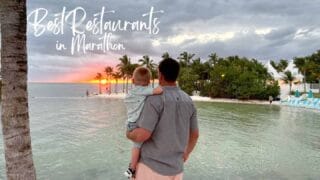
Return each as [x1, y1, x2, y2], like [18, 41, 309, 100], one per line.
[1, 0, 37, 179]
[303, 70, 306, 93]
[122, 78, 125, 93]
[108, 77, 111, 94]
[318, 79, 320, 93]
[99, 80, 102, 94]
[152, 78, 155, 88]
[115, 80, 118, 94]
[126, 77, 129, 94]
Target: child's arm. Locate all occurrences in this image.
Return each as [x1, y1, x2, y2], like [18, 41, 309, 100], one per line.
[152, 86, 163, 95]
[133, 86, 163, 96]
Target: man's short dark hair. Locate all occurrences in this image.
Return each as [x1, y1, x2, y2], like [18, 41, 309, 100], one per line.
[158, 58, 180, 82]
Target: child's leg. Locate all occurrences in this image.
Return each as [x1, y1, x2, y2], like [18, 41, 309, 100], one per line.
[130, 147, 140, 170]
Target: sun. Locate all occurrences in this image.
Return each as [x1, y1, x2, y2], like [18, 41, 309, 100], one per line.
[101, 79, 107, 85]
[87, 79, 109, 84]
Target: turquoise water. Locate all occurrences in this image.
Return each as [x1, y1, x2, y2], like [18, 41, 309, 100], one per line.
[0, 83, 320, 179]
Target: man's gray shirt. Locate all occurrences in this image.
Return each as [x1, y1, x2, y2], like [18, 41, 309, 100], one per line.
[137, 86, 198, 176]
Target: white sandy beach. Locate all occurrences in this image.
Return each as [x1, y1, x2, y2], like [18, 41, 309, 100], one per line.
[93, 93, 280, 105]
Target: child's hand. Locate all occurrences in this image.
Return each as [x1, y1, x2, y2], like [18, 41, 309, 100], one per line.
[153, 86, 163, 95]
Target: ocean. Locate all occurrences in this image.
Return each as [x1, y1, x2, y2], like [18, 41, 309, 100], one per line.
[0, 83, 320, 179]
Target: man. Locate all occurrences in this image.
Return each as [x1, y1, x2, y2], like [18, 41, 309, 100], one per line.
[127, 58, 199, 179]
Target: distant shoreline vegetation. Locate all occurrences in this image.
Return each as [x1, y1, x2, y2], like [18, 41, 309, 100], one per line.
[93, 51, 320, 100]
[176, 53, 280, 100]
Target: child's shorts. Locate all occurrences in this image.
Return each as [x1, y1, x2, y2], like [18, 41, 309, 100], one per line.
[133, 142, 142, 149]
[127, 121, 138, 132]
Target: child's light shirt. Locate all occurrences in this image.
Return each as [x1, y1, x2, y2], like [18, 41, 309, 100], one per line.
[124, 86, 154, 123]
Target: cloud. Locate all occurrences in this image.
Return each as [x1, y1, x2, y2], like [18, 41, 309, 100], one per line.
[26, 0, 320, 82]
[264, 27, 296, 40]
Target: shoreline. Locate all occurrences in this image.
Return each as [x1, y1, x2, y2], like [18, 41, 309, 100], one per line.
[94, 93, 280, 105]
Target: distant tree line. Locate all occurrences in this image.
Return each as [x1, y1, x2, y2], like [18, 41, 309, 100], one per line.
[177, 52, 280, 100]
[95, 51, 287, 100]
[94, 50, 320, 99]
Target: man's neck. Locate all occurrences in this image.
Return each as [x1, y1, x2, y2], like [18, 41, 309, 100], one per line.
[161, 81, 177, 86]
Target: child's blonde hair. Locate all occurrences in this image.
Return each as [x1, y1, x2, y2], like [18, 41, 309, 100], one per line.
[133, 66, 151, 86]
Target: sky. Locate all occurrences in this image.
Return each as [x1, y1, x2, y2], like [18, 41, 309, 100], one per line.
[26, 0, 320, 82]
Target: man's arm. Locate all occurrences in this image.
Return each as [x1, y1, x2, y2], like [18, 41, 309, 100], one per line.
[126, 128, 152, 143]
[126, 96, 162, 143]
[184, 104, 199, 162]
[183, 129, 199, 162]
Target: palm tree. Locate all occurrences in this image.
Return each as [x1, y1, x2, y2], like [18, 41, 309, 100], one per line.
[112, 71, 122, 94]
[178, 51, 195, 67]
[95, 73, 103, 94]
[117, 55, 131, 93]
[105, 66, 113, 81]
[294, 57, 310, 93]
[270, 60, 278, 70]
[1, 0, 37, 179]
[208, 53, 219, 67]
[316, 73, 320, 93]
[120, 70, 126, 93]
[105, 66, 113, 93]
[162, 52, 171, 59]
[278, 59, 288, 72]
[139, 55, 156, 69]
[191, 58, 203, 91]
[282, 71, 295, 93]
[270, 59, 288, 72]
[139, 55, 157, 87]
